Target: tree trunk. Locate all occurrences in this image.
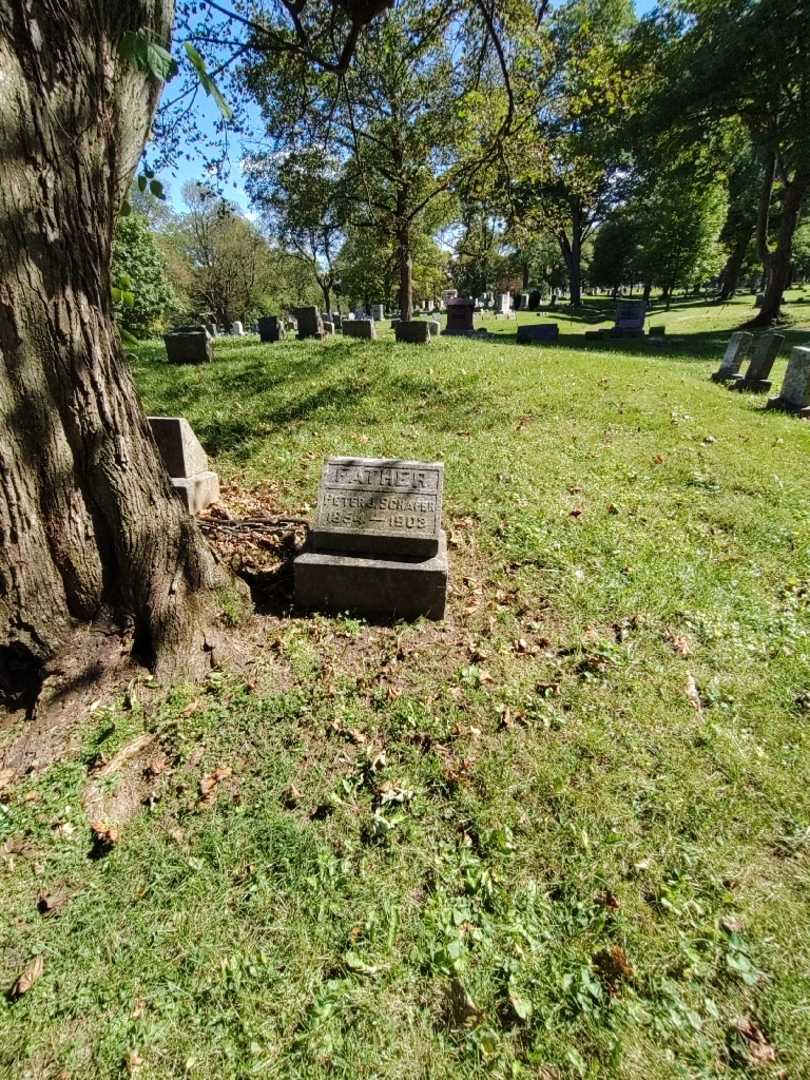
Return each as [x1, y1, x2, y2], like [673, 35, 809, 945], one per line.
[522, 260, 530, 289]
[747, 170, 810, 327]
[0, 0, 233, 682]
[717, 223, 752, 300]
[642, 280, 652, 303]
[319, 280, 332, 313]
[397, 226, 413, 321]
[558, 201, 583, 307]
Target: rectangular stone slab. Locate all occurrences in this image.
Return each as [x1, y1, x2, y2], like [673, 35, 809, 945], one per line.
[343, 319, 376, 339]
[148, 416, 209, 479]
[170, 471, 220, 515]
[711, 331, 752, 381]
[395, 320, 431, 344]
[767, 345, 810, 412]
[731, 333, 784, 391]
[313, 456, 443, 557]
[517, 323, 559, 343]
[295, 532, 448, 620]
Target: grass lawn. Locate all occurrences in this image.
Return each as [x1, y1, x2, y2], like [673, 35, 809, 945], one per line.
[2, 292, 810, 1078]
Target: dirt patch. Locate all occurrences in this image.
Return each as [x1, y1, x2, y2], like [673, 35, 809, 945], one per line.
[83, 733, 160, 827]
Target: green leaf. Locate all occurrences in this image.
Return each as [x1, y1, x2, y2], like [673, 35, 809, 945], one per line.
[118, 31, 176, 82]
[149, 179, 165, 200]
[508, 987, 533, 1021]
[120, 199, 131, 217]
[137, 174, 147, 193]
[183, 41, 233, 120]
[146, 42, 176, 82]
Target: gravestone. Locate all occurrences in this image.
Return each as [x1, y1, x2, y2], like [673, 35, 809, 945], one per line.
[612, 299, 646, 337]
[729, 333, 783, 392]
[258, 315, 284, 343]
[442, 297, 475, 336]
[755, 293, 765, 307]
[496, 293, 512, 317]
[428, 319, 441, 337]
[322, 320, 335, 336]
[710, 331, 753, 382]
[147, 416, 219, 514]
[518, 292, 530, 310]
[343, 319, 376, 340]
[163, 327, 212, 364]
[395, 320, 431, 344]
[231, 321, 245, 337]
[517, 323, 559, 344]
[371, 304, 385, 322]
[648, 325, 666, 338]
[205, 321, 217, 338]
[295, 457, 448, 619]
[766, 346, 810, 415]
[331, 312, 343, 330]
[295, 306, 325, 340]
[442, 289, 457, 305]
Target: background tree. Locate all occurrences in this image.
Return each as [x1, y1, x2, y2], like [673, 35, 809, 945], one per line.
[589, 213, 639, 298]
[247, 147, 345, 312]
[112, 211, 177, 336]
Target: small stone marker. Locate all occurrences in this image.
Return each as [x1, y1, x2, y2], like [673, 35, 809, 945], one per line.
[371, 304, 385, 322]
[428, 319, 440, 337]
[231, 320, 245, 337]
[343, 319, 376, 340]
[258, 315, 284, 343]
[710, 331, 753, 382]
[163, 327, 212, 364]
[517, 323, 559, 344]
[295, 456, 448, 619]
[496, 293, 511, 317]
[767, 346, 810, 415]
[648, 325, 666, 338]
[147, 416, 219, 514]
[395, 320, 431, 344]
[442, 298, 475, 336]
[295, 306, 325, 340]
[322, 320, 335, 336]
[729, 333, 783, 392]
[331, 312, 343, 330]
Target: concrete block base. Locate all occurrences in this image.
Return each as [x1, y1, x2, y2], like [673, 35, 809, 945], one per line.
[171, 471, 220, 514]
[765, 397, 810, 417]
[295, 532, 448, 621]
[395, 320, 431, 344]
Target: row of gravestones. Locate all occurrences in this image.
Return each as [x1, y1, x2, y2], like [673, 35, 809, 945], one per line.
[711, 332, 810, 414]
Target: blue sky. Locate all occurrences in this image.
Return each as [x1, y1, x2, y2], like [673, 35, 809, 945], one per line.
[162, 0, 659, 216]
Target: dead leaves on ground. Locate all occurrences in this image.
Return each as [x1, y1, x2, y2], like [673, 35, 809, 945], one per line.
[8, 954, 44, 1000]
[732, 1015, 778, 1068]
[592, 944, 634, 993]
[199, 766, 233, 805]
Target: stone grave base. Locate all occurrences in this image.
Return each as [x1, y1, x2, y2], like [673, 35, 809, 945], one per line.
[170, 471, 220, 514]
[710, 370, 736, 383]
[729, 377, 772, 393]
[395, 320, 431, 344]
[295, 532, 448, 621]
[517, 324, 559, 344]
[765, 397, 810, 417]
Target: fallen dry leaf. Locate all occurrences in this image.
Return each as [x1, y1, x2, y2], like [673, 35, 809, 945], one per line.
[733, 1015, 777, 1067]
[665, 629, 693, 657]
[0, 767, 15, 792]
[686, 673, 703, 714]
[199, 766, 232, 803]
[90, 821, 119, 853]
[124, 1048, 144, 1073]
[445, 976, 483, 1028]
[9, 954, 44, 999]
[593, 944, 634, 991]
[37, 888, 73, 917]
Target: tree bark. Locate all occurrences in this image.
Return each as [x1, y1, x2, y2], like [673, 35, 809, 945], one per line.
[397, 225, 413, 321]
[558, 200, 583, 307]
[717, 223, 753, 300]
[0, 0, 233, 682]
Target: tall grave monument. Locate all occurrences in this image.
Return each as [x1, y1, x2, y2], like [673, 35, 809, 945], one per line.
[295, 457, 448, 619]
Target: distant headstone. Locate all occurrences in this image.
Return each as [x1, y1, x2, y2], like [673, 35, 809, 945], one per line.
[496, 293, 512, 317]
[442, 298, 475, 336]
[648, 325, 666, 338]
[441, 289, 457, 305]
[258, 315, 284, 343]
[343, 319, 376, 340]
[518, 292, 530, 310]
[295, 306, 325, 340]
[331, 312, 343, 330]
[148, 416, 219, 515]
[163, 327, 212, 364]
[613, 300, 647, 336]
[428, 319, 441, 337]
[755, 293, 765, 307]
[231, 321, 245, 337]
[322, 320, 335, 336]
[710, 331, 753, 382]
[395, 320, 431, 344]
[295, 456, 448, 619]
[371, 304, 385, 322]
[766, 346, 810, 415]
[517, 323, 559, 344]
[730, 333, 783, 393]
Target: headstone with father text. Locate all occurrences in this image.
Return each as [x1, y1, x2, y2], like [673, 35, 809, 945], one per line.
[295, 457, 448, 619]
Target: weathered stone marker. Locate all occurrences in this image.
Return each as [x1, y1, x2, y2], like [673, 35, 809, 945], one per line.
[710, 331, 753, 382]
[322, 320, 335, 336]
[517, 323, 559, 344]
[442, 297, 475, 336]
[258, 315, 284, 343]
[295, 457, 448, 619]
[147, 416, 219, 514]
[395, 320, 431, 344]
[729, 333, 783, 392]
[343, 319, 376, 340]
[371, 303, 385, 322]
[295, 306, 325, 340]
[766, 346, 810, 416]
[231, 320, 245, 337]
[496, 293, 512, 317]
[164, 327, 212, 364]
[428, 319, 441, 337]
